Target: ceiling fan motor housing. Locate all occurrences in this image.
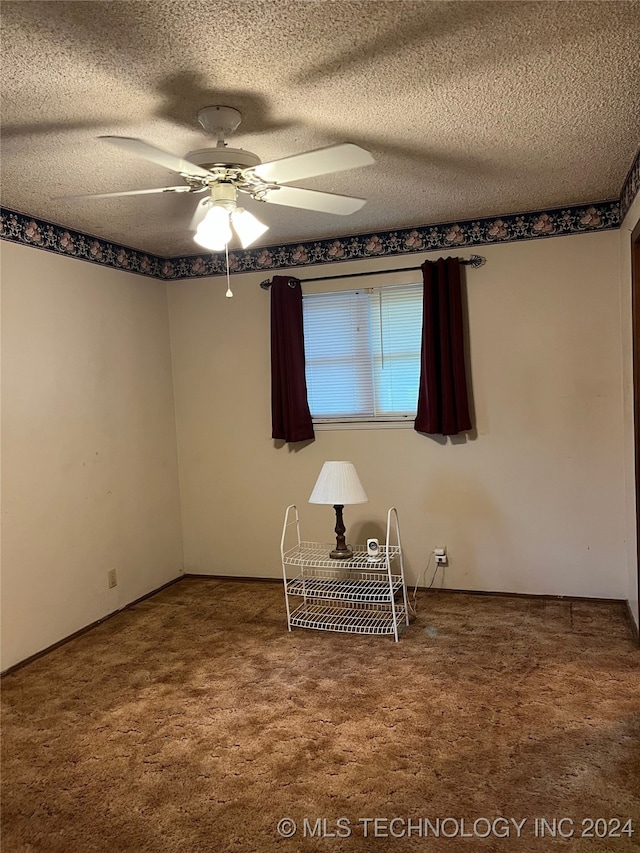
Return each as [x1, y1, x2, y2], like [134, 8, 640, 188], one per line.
[185, 147, 262, 171]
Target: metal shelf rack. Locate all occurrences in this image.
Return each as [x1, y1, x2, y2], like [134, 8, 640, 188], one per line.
[280, 506, 409, 641]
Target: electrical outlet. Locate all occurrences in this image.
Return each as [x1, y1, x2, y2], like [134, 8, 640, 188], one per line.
[434, 547, 447, 566]
[107, 569, 118, 589]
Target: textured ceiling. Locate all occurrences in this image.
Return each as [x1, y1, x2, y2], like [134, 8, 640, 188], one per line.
[1, 0, 639, 257]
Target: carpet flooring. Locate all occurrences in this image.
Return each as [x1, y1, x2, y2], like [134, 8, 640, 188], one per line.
[1, 578, 639, 853]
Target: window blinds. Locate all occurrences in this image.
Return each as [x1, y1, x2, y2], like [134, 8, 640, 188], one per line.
[370, 284, 423, 415]
[303, 284, 422, 420]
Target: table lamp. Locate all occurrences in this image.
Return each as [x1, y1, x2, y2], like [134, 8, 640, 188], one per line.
[309, 461, 368, 559]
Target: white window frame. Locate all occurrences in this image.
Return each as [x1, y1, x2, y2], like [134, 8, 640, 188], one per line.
[303, 283, 423, 430]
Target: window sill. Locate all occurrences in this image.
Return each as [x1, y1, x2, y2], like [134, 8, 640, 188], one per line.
[313, 419, 415, 431]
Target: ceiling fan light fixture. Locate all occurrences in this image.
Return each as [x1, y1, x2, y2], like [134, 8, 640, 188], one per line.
[89, 117, 374, 255]
[194, 204, 233, 252]
[230, 207, 269, 248]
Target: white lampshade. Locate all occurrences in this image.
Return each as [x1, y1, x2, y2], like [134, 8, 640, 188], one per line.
[309, 461, 368, 505]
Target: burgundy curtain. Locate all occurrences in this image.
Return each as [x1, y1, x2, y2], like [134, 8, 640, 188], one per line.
[414, 258, 472, 436]
[270, 276, 315, 443]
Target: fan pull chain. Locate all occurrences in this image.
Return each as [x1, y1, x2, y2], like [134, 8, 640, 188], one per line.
[225, 242, 233, 298]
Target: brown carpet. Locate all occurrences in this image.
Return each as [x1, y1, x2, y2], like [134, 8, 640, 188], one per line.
[2, 578, 639, 853]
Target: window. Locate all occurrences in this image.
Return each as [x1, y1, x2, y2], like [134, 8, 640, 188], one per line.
[303, 284, 423, 423]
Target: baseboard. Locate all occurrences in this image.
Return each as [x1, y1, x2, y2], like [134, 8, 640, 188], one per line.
[183, 573, 281, 584]
[624, 600, 640, 645]
[1, 574, 183, 678]
[420, 586, 627, 605]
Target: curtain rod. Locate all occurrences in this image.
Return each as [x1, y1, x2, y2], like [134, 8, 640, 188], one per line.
[259, 254, 485, 289]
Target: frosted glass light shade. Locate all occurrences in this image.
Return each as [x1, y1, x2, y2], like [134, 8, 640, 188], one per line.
[193, 204, 268, 252]
[231, 207, 269, 248]
[194, 206, 233, 251]
[309, 461, 368, 505]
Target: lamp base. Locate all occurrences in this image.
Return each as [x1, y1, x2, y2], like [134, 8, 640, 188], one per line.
[328, 504, 352, 559]
[330, 547, 353, 560]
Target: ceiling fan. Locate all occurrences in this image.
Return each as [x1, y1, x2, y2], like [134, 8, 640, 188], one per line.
[69, 105, 375, 252]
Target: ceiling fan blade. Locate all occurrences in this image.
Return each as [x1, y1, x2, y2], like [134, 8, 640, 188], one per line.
[252, 143, 374, 184]
[259, 185, 366, 215]
[99, 136, 213, 179]
[61, 186, 194, 200]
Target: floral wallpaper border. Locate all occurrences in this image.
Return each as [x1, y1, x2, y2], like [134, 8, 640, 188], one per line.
[0, 199, 622, 282]
[163, 200, 620, 280]
[620, 146, 640, 224]
[0, 209, 163, 279]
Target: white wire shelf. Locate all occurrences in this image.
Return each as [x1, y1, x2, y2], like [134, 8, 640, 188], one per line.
[280, 507, 408, 641]
[286, 572, 403, 602]
[288, 601, 407, 636]
[283, 542, 400, 569]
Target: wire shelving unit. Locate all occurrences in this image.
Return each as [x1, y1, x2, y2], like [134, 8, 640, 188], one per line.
[280, 506, 409, 641]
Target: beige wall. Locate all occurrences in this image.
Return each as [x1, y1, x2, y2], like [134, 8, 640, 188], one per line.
[1, 242, 184, 670]
[1, 223, 632, 670]
[620, 192, 640, 631]
[168, 229, 627, 600]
